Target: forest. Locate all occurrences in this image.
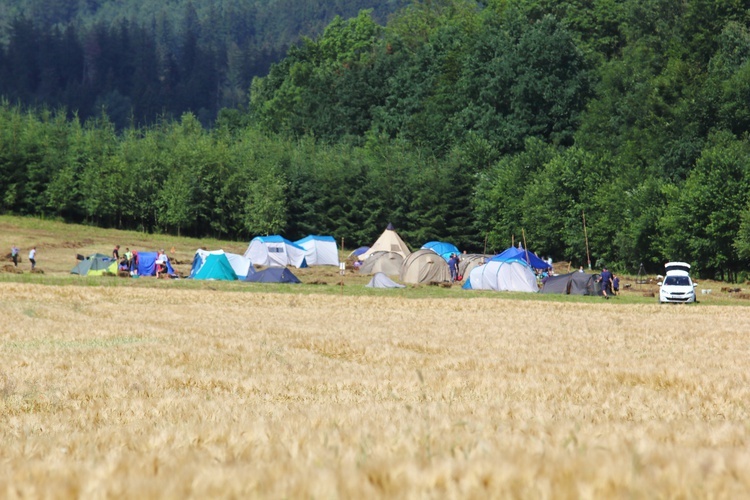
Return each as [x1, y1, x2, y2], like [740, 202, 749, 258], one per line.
[2, 0, 750, 280]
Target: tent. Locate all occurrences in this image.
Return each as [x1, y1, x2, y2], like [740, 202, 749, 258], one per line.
[463, 259, 538, 292]
[458, 254, 491, 279]
[190, 250, 253, 279]
[190, 251, 238, 281]
[347, 246, 370, 259]
[400, 249, 451, 284]
[244, 235, 306, 268]
[243, 267, 301, 284]
[71, 253, 117, 276]
[421, 241, 460, 261]
[366, 272, 406, 288]
[541, 272, 602, 295]
[137, 252, 175, 277]
[491, 247, 550, 270]
[358, 223, 411, 261]
[295, 235, 339, 266]
[359, 251, 405, 275]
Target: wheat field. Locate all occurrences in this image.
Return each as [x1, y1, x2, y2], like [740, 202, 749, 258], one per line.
[1, 282, 749, 498]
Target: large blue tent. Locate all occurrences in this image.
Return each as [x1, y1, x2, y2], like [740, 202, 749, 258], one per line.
[137, 252, 175, 276]
[490, 247, 550, 270]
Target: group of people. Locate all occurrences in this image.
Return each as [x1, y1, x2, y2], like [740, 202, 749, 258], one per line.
[114, 245, 141, 275]
[10, 245, 36, 270]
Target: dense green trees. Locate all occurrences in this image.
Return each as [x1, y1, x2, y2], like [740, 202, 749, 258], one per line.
[3, 0, 750, 280]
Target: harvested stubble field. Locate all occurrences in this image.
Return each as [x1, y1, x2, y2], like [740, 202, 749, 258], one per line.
[2, 282, 750, 498]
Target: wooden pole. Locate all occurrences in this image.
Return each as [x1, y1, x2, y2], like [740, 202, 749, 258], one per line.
[522, 228, 530, 265]
[483, 235, 488, 256]
[582, 211, 592, 270]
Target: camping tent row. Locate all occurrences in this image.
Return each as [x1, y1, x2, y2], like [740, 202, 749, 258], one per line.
[243, 235, 338, 268]
[71, 252, 174, 277]
[190, 249, 302, 283]
[359, 249, 451, 285]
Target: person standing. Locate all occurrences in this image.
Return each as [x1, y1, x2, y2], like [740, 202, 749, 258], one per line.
[598, 266, 613, 299]
[448, 253, 458, 282]
[612, 274, 620, 295]
[124, 247, 133, 269]
[11, 245, 19, 267]
[28, 247, 36, 270]
[113, 245, 120, 260]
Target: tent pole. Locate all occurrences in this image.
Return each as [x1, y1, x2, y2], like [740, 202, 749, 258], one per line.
[483, 235, 488, 256]
[582, 211, 592, 270]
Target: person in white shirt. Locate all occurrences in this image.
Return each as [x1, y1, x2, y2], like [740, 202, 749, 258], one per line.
[28, 247, 36, 270]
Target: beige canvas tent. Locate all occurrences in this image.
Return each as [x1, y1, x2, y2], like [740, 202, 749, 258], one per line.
[358, 223, 411, 261]
[359, 251, 405, 275]
[400, 249, 451, 284]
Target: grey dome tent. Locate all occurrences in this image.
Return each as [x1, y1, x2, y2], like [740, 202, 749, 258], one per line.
[366, 272, 406, 288]
[400, 249, 451, 284]
[541, 272, 602, 295]
[243, 267, 301, 284]
[458, 254, 491, 279]
[359, 251, 404, 275]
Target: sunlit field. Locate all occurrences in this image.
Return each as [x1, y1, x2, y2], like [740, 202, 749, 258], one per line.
[2, 282, 749, 498]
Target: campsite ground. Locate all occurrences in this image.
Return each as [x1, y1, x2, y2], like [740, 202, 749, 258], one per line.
[2, 215, 750, 497]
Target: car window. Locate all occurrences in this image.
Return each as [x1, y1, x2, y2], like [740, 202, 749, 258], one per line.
[664, 276, 690, 286]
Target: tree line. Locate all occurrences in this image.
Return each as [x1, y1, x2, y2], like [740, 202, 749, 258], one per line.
[2, 0, 750, 280]
[0, 0, 404, 128]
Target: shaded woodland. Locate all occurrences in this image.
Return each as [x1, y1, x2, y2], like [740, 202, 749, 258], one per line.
[3, 0, 750, 280]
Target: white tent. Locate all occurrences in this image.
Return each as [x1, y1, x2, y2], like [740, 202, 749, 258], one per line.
[358, 223, 411, 261]
[464, 259, 538, 293]
[295, 235, 339, 266]
[243, 236, 307, 268]
[366, 272, 406, 288]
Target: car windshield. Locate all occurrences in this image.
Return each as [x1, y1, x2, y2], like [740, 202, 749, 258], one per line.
[664, 276, 690, 286]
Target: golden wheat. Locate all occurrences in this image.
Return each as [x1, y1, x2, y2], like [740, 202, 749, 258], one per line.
[1, 282, 749, 498]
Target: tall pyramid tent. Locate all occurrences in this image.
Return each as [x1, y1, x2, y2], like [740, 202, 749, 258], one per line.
[400, 249, 451, 284]
[358, 223, 411, 261]
[190, 251, 238, 281]
[71, 253, 117, 276]
[463, 259, 538, 292]
[541, 272, 602, 295]
[366, 272, 406, 288]
[421, 241, 460, 261]
[295, 235, 339, 266]
[244, 235, 306, 268]
[243, 267, 301, 284]
[359, 251, 404, 275]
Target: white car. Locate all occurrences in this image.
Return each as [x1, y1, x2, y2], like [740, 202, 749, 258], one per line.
[658, 262, 697, 303]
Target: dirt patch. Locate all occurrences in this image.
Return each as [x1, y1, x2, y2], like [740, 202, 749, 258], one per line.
[1, 265, 23, 274]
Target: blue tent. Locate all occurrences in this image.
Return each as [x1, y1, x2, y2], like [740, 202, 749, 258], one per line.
[421, 241, 460, 261]
[349, 246, 370, 258]
[243, 267, 301, 284]
[490, 247, 549, 270]
[192, 253, 238, 281]
[137, 252, 175, 276]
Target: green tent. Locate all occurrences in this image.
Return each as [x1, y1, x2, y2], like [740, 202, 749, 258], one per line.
[71, 253, 118, 276]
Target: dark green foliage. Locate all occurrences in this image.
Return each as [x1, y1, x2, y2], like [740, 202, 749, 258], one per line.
[3, 0, 750, 281]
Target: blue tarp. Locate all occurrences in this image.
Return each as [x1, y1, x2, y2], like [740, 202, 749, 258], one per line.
[243, 267, 301, 284]
[137, 252, 175, 276]
[421, 241, 460, 261]
[490, 247, 550, 270]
